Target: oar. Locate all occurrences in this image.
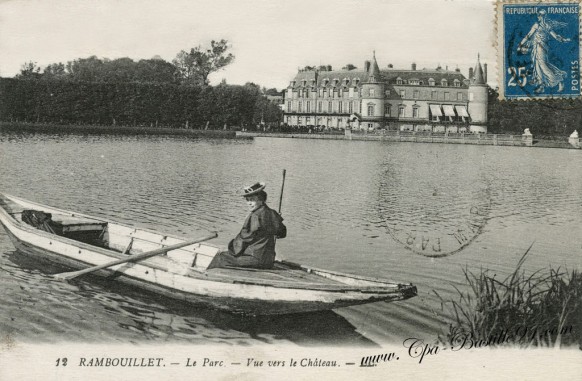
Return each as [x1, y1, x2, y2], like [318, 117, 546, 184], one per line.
[53, 232, 218, 281]
[278, 169, 286, 214]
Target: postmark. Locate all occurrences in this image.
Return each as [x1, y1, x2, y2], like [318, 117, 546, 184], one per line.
[497, 0, 581, 99]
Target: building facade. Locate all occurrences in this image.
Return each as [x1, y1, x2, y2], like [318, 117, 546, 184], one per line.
[283, 53, 488, 133]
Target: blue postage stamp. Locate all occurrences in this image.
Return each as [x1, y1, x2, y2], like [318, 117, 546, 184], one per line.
[498, 1, 581, 99]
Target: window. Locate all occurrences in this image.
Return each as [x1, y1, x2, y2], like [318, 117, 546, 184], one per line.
[306, 116, 311, 124]
[385, 90, 391, 96]
[399, 106, 405, 117]
[353, 88, 359, 97]
[287, 101, 292, 112]
[413, 90, 419, 99]
[428, 78, 435, 86]
[441, 79, 448, 87]
[385, 104, 391, 116]
[469, 92, 474, 101]
[444, 92, 450, 101]
[328, 102, 332, 112]
[319, 89, 323, 97]
[400, 90, 406, 98]
[299, 89, 303, 97]
[306, 101, 311, 113]
[370, 89, 375, 97]
[454, 79, 461, 87]
[397, 78, 403, 85]
[348, 101, 353, 113]
[298, 101, 302, 112]
[431, 91, 437, 100]
[412, 107, 419, 118]
[409, 79, 419, 85]
[338, 89, 343, 98]
[318, 101, 322, 112]
[349, 88, 354, 98]
[457, 92, 463, 101]
[367, 104, 374, 116]
[359, 101, 362, 113]
[339, 102, 343, 113]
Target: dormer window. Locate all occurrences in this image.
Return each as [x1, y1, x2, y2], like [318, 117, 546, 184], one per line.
[396, 77, 403, 85]
[333, 78, 339, 87]
[441, 79, 448, 87]
[354, 78, 360, 85]
[428, 78, 435, 86]
[453, 79, 460, 87]
[291, 80, 296, 87]
[343, 78, 350, 85]
[409, 79, 420, 85]
[302, 80, 307, 87]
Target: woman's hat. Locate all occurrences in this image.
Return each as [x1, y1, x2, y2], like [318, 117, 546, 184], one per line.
[241, 182, 266, 197]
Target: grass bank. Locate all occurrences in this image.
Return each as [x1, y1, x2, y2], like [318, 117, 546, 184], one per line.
[0, 122, 241, 138]
[436, 245, 582, 348]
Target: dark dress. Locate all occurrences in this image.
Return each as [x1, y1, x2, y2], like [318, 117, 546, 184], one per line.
[207, 204, 286, 269]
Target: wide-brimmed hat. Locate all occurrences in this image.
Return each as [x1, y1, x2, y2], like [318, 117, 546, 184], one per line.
[241, 182, 266, 197]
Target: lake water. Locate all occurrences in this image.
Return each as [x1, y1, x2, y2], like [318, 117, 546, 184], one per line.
[0, 130, 581, 346]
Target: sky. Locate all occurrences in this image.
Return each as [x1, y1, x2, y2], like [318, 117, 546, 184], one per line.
[0, 0, 497, 89]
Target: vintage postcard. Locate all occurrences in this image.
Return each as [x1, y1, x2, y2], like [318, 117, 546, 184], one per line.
[0, 0, 581, 380]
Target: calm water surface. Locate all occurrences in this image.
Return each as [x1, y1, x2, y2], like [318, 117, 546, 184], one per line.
[1, 131, 581, 346]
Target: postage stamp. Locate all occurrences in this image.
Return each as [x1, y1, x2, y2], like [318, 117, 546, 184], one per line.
[497, 0, 581, 99]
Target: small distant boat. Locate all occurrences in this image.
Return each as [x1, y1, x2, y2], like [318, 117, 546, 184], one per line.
[0, 193, 417, 315]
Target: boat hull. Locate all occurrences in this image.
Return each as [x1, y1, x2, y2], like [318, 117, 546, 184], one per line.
[0, 194, 416, 315]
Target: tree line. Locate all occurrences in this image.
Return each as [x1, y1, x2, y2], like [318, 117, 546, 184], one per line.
[0, 78, 283, 129]
[487, 88, 582, 137]
[1, 40, 283, 129]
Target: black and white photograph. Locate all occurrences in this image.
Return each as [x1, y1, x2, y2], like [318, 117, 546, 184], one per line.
[0, 0, 581, 379]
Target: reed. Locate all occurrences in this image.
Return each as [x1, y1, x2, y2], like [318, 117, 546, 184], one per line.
[436, 245, 582, 348]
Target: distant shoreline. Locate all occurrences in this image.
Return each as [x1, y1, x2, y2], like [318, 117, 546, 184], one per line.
[0, 122, 241, 138]
[236, 131, 581, 150]
[1, 122, 579, 149]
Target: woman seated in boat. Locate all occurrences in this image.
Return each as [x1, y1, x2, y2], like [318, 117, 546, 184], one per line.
[207, 182, 286, 270]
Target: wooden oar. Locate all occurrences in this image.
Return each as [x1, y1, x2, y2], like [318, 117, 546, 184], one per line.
[53, 232, 218, 281]
[278, 169, 286, 214]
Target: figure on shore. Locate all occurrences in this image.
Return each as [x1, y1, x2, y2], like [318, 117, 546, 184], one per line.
[207, 182, 286, 270]
[517, 9, 571, 93]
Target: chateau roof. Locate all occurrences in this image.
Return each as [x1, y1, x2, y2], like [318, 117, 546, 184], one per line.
[288, 67, 468, 89]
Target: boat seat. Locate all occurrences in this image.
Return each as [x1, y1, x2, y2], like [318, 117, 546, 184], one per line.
[51, 214, 107, 234]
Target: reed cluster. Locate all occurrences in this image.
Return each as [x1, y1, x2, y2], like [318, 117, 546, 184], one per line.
[436, 246, 582, 348]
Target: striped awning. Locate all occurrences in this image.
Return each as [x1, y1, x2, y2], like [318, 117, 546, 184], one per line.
[455, 105, 469, 117]
[442, 105, 456, 117]
[429, 104, 442, 116]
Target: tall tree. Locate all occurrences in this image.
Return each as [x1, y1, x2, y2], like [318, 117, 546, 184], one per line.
[173, 39, 234, 85]
[16, 61, 41, 79]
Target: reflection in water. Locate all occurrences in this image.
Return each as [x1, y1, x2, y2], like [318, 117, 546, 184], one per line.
[1, 131, 581, 345]
[5, 251, 375, 346]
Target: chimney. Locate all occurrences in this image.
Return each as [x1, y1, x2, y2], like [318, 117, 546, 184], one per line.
[411, 63, 417, 71]
[365, 60, 371, 72]
[387, 63, 393, 68]
[327, 65, 332, 71]
[469, 67, 474, 80]
[455, 67, 461, 72]
[483, 63, 488, 83]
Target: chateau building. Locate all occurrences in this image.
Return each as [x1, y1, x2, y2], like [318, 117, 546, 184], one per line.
[283, 53, 488, 133]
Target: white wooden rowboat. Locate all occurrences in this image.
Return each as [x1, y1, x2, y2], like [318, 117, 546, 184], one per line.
[0, 193, 417, 315]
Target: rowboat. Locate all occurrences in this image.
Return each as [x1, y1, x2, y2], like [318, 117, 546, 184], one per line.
[0, 193, 417, 315]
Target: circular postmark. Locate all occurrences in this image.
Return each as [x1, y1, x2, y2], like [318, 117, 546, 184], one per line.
[383, 203, 491, 258]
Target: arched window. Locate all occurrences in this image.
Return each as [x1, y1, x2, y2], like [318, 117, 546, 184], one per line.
[396, 77, 403, 85]
[453, 79, 461, 87]
[367, 103, 375, 116]
[441, 79, 448, 87]
[428, 78, 435, 86]
[385, 103, 391, 116]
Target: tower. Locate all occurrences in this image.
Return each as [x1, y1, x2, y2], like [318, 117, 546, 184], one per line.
[360, 51, 385, 129]
[468, 54, 488, 132]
